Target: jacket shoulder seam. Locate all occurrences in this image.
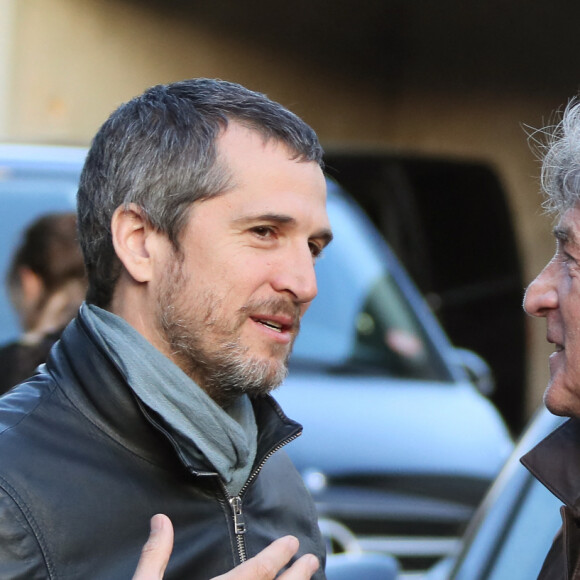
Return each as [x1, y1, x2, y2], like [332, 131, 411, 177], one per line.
[0, 475, 55, 578]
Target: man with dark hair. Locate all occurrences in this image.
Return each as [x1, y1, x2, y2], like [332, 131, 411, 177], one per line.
[523, 99, 580, 578]
[0, 79, 331, 579]
[0, 212, 86, 394]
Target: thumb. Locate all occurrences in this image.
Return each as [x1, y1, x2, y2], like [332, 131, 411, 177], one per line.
[132, 514, 174, 580]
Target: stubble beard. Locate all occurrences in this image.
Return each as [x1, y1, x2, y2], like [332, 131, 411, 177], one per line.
[157, 260, 298, 407]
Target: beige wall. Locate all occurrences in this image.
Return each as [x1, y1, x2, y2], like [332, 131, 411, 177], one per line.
[0, 0, 16, 136]
[2, 0, 563, 417]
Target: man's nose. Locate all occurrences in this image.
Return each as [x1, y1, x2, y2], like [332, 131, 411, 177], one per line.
[523, 261, 559, 317]
[271, 244, 318, 304]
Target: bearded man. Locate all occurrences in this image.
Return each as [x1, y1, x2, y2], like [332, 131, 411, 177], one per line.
[0, 79, 331, 579]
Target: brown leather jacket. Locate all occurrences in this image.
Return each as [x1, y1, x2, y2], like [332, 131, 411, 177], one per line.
[521, 418, 580, 580]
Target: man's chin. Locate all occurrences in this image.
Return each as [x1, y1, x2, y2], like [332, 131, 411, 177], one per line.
[214, 354, 289, 401]
[543, 382, 580, 418]
[245, 359, 288, 395]
[244, 380, 282, 399]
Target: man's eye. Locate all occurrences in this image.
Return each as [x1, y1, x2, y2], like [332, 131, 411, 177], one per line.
[252, 226, 275, 238]
[309, 242, 324, 259]
[561, 249, 576, 264]
[560, 251, 579, 272]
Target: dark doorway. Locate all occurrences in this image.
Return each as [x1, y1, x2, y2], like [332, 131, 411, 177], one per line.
[325, 151, 526, 434]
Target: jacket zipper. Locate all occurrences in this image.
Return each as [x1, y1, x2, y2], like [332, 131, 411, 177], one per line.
[228, 495, 248, 563]
[136, 396, 303, 566]
[226, 430, 302, 565]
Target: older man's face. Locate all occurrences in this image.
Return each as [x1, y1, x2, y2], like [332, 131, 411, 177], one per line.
[151, 122, 332, 405]
[524, 204, 580, 417]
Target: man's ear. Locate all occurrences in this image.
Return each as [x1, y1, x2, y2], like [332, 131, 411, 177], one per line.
[111, 204, 158, 283]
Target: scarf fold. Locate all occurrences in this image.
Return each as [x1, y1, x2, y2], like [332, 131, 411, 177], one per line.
[82, 303, 257, 496]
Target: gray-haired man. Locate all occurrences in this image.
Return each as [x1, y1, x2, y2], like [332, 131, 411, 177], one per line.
[0, 79, 331, 579]
[523, 99, 580, 578]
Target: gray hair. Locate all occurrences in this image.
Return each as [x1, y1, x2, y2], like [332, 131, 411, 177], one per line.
[77, 78, 324, 307]
[535, 99, 580, 216]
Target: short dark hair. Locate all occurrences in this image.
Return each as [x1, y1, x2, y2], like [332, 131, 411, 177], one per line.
[7, 212, 85, 307]
[77, 78, 324, 307]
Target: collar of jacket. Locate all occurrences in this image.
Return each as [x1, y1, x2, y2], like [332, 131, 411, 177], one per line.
[46, 312, 303, 478]
[521, 417, 580, 516]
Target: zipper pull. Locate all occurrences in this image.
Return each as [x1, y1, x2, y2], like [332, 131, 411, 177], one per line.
[230, 496, 246, 535]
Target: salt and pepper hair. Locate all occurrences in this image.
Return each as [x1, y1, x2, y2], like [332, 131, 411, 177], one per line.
[534, 99, 580, 216]
[77, 78, 324, 307]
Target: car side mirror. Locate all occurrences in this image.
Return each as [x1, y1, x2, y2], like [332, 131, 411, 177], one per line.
[454, 347, 495, 396]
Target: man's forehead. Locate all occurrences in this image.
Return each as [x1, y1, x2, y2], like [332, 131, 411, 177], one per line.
[190, 167, 329, 226]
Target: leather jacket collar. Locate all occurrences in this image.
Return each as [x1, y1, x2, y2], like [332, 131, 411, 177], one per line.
[46, 311, 303, 477]
[521, 417, 580, 516]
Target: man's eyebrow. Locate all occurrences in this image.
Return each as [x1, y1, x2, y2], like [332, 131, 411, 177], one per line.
[233, 213, 333, 245]
[233, 213, 295, 226]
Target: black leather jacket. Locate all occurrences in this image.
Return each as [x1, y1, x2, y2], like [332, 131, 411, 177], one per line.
[521, 418, 580, 580]
[0, 311, 326, 579]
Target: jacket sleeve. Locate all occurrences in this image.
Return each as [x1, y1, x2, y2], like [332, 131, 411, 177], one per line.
[0, 486, 51, 579]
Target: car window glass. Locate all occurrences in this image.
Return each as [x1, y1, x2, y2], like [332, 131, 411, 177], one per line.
[486, 479, 561, 580]
[291, 186, 451, 381]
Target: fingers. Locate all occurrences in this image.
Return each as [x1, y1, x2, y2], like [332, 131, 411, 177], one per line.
[130, 523, 318, 580]
[277, 553, 320, 580]
[214, 536, 319, 580]
[131, 514, 174, 580]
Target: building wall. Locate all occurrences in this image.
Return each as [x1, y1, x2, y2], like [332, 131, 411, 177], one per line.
[1, 0, 563, 416]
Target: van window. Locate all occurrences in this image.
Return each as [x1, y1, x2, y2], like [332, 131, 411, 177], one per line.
[292, 186, 452, 381]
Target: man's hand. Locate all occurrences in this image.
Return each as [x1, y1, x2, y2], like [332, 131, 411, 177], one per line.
[213, 535, 319, 580]
[132, 514, 174, 580]
[132, 514, 320, 580]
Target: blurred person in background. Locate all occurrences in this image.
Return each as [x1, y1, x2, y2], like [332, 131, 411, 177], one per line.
[523, 99, 580, 579]
[0, 79, 329, 579]
[0, 212, 86, 394]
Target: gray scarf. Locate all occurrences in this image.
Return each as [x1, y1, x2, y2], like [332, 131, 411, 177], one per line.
[82, 303, 258, 496]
